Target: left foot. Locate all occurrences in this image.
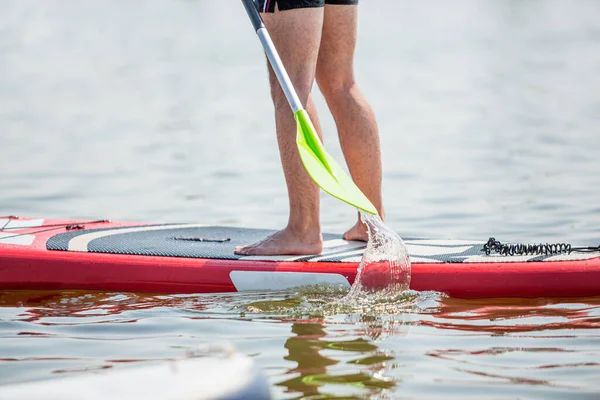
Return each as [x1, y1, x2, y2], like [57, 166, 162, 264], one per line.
[234, 225, 323, 256]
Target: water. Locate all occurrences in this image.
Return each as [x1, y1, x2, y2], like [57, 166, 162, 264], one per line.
[1, 0, 600, 398]
[1, 290, 599, 399]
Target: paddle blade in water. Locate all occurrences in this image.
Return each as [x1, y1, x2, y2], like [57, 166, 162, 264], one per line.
[294, 110, 377, 215]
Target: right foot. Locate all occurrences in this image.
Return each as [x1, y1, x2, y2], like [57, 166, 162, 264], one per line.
[234, 226, 323, 256]
[343, 221, 369, 242]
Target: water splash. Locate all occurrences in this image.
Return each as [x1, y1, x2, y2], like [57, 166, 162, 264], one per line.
[346, 211, 411, 300]
[233, 285, 437, 342]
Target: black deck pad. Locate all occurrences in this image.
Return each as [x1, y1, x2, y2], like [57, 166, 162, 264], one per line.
[46, 224, 596, 263]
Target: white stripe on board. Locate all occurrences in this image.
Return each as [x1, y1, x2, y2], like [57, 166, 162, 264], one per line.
[229, 271, 350, 291]
[404, 239, 485, 245]
[67, 224, 206, 252]
[332, 255, 443, 263]
[0, 233, 36, 246]
[308, 248, 365, 262]
[323, 239, 361, 249]
[0, 218, 44, 246]
[0, 218, 44, 230]
[307, 244, 473, 261]
[461, 254, 536, 263]
[239, 254, 308, 262]
[544, 252, 600, 261]
[407, 244, 473, 256]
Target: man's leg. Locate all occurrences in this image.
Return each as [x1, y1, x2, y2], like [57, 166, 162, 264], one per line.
[315, 3, 384, 241]
[235, 6, 325, 256]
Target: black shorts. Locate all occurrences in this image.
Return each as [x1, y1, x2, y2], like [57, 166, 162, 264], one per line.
[255, 0, 358, 13]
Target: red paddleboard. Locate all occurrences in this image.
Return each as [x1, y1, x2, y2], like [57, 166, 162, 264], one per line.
[0, 215, 599, 298]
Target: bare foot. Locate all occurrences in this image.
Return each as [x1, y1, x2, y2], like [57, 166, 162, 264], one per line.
[234, 226, 323, 256]
[343, 221, 369, 242]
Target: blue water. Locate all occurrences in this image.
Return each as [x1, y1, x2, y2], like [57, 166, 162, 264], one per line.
[1, 0, 600, 398]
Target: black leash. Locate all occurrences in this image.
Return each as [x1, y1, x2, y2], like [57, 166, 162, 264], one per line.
[482, 237, 600, 256]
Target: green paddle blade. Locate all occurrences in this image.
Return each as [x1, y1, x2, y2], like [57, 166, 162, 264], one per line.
[294, 109, 377, 215]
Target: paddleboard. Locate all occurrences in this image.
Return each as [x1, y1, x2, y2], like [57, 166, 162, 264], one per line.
[0, 345, 272, 400]
[1, 215, 599, 298]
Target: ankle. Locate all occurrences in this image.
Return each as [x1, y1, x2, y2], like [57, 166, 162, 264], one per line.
[286, 220, 321, 240]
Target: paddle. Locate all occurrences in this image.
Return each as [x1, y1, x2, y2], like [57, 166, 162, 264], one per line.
[241, 0, 377, 215]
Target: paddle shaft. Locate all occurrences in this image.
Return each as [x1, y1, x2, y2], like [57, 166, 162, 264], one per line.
[241, 0, 303, 113]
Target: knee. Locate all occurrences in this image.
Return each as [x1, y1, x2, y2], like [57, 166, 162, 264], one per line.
[316, 73, 356, 101]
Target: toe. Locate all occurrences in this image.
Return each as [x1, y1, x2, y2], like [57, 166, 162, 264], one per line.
[234, 246, 248, 255]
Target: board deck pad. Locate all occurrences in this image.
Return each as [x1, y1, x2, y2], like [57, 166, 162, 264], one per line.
[46, 224, 598, 264]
